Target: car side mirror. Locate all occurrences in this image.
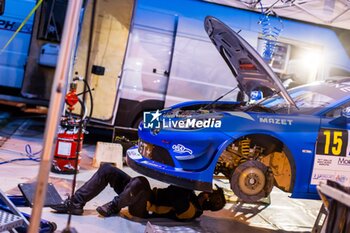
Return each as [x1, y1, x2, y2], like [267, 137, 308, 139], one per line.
[329, 106, 350, 126]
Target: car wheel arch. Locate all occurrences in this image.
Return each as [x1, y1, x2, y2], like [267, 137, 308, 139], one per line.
[211, 133, 296, 193]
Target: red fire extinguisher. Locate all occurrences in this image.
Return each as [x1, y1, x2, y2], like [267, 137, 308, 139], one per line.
[51, 81, 89, 174]
[52, 128, 84, 174]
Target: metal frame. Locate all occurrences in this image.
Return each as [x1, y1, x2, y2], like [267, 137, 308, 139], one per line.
[0, 189, 29, 227]
[317, 182, 350, 208]
[313, 182, 350, 233]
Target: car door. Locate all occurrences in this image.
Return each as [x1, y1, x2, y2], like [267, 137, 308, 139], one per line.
[310, 100, 350, 193]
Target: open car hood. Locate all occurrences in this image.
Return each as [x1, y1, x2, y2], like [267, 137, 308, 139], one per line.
[204, 16, 296, 107]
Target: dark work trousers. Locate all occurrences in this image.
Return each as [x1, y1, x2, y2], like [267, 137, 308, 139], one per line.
[72, 163, 152, 218]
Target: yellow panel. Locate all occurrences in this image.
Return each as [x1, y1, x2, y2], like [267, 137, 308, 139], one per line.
[261, 152, 292, 192]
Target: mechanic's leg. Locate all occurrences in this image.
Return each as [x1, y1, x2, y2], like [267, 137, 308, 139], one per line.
[52, 164, 131, 215]
[115, 176, 152, 218]
[73, 163, 131, 206]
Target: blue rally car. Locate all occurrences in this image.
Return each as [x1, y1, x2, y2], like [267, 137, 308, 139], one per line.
[127, 16, 350, 201]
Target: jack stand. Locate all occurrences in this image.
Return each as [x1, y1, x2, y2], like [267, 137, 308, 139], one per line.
[233, 194, 271, 206]
[256, 195, 271, 205]
[0, 190, 58, 232]
[0, 210, 24, 232]
[0, 188, 29, 232]
[62, 226, 78, 233]
[231, 195, 271, 222]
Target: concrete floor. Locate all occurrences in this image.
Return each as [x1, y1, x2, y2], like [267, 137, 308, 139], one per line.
[0, 113, 323, 233]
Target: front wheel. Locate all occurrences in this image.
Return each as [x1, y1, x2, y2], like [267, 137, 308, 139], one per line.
[231, 160, 274, 202]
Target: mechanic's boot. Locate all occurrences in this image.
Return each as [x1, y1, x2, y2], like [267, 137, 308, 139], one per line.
[51, 198, 84, 215]
[96, 201, 120, 217]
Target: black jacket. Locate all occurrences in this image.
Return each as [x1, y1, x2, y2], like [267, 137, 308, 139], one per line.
[146, 185, 203, 221]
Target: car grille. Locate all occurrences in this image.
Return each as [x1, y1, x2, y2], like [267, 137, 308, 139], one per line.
[138, 140, 174, 167]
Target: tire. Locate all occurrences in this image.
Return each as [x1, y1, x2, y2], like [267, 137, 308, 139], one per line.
[48, 221, 57, 232]
[132, 115, 143, 129]
[231, 160, 274, 202]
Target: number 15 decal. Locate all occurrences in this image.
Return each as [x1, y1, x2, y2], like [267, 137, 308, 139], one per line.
[316, 128, 348, 156]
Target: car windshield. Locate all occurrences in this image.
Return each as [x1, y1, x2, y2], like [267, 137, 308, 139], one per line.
[261, 88, 335, 114]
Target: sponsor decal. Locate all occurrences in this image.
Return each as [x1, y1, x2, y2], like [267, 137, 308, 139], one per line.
[302, 149, 312, 154]
[172, 144, 193, 155]
[311, 128, 350, 186]
[175, 155, 195, 160]
[141, 160, 165, 168]
[338, 157, 350, 166]
[316, 128, 348, 157]
[326, 82, 350, 93]
[312, 173, 348, 184]
[0, 20, 32, 34]
[259, 117, 293, 125]
[227, 111, 255, 121]
[127, 148, 142, 160]
[335, 175, 348, 184]
[342, 107, 350, 118]
[312, 173, 334, 181]
[316, 158, 333, 167]
[143, 110, 222, 129]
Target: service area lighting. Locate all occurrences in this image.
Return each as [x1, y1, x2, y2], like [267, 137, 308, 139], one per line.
[301, 48, 324, 69]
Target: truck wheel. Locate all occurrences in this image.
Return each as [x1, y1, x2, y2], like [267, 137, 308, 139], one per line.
[231, 160, 274, 202]
[132, 115, 143, 129]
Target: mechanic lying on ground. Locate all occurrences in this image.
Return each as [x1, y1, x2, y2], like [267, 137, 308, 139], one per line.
[51, 164, 226, 221]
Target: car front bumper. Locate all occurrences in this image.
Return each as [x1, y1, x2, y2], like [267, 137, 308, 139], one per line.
[126, 146, 212, 191]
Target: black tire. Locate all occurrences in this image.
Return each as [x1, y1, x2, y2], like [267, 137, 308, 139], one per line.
[48, 221, 57, 232]
[231, 160, 274, 202]
[132, 115, 143, 129]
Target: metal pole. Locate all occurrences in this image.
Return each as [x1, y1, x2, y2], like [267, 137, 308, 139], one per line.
[28, 0, 83, 232]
